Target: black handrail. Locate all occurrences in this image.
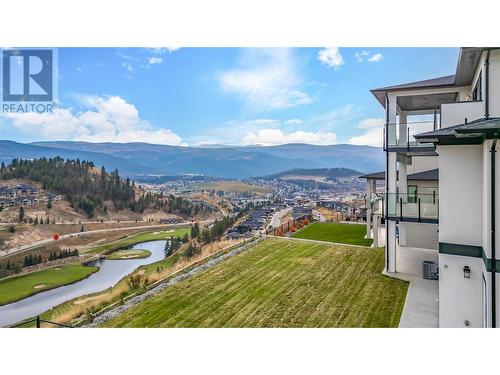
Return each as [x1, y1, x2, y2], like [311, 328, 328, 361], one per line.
[10, 315, 73, 328]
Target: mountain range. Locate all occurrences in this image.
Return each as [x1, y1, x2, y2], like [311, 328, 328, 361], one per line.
[0, 140, 384, 180]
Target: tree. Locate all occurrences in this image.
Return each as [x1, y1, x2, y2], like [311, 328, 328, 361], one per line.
[9, 226, 15, 233]
[182, 233, 189, 243]
[47, 201, 52, 209]
[191, 222, 200, 238]
[18, 206, 25, 223]
[33, 217, 38, 225]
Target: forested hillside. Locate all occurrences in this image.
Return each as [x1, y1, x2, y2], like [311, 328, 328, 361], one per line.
[0, 157, 209, 217]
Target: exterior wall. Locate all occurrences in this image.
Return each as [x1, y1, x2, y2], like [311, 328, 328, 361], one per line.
[439, 253, 484, 327]
[440, 101, 484, 128]
[438, 144, 483, 246]
[407, 155, 438, 175]
[405, 222, 438, 250]
[488, 49, 500, 118]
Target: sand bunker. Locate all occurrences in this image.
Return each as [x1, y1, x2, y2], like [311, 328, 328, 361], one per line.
[74, 295, 102, 305]
[33, 284, 46, 289]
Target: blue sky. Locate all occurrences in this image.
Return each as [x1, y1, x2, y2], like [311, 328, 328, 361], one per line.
[0, 47, 459, 147]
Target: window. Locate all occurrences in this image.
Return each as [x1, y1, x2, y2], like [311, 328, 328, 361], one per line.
[472, 71, 482, 101]
[407, 185, 417, 203]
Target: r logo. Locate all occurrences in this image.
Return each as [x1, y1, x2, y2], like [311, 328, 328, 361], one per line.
[2, 49, 53, 102]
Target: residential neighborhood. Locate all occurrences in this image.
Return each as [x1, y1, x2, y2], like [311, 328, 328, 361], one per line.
[0, 183, 61, 208]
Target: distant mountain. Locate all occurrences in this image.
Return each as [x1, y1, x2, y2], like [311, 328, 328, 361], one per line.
[0, 140, 384, 179]
[262, 167, 362, 180]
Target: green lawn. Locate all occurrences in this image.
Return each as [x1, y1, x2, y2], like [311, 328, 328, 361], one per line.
[85, 227, 191, 255]
[0, 264, 99, 306]
[106, 249, 151, 260]
[291, 222, 373, 246]
[103, 238, 408, 328]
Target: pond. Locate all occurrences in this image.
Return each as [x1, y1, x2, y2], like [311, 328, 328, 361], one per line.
[0, 240, 169, 327]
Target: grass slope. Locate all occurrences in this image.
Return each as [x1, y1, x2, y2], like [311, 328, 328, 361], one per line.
[104, 238, 407, 328]
[0, 264, 98, 306]
[291, 222, 373, 246]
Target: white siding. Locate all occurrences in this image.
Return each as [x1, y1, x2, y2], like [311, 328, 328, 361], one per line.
[405, 222, 438, 250]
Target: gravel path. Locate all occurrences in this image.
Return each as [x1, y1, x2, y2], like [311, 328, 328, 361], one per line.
[84, 238, 263, 327]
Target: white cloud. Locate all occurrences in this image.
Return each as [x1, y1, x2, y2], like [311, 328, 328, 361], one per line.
[2, 95, 183, 145]
[354, 50, 369, 62]
[348, 118, 384, 147]
[368, 53, 383, 63]
[284, 119, 304, 126]
[354, 50, 383, 63]
[147, 47, 180, 54]
[218, 49, 312, 111]
[317, 48, 344, 70]
[148, 57, 163, 64]
[242, 128, 337, 146]
[121, 62, 134, 72]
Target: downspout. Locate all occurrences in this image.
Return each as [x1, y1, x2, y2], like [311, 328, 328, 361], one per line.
[491, 136, 497, 328]
[485, 50, 491, 119]
[385, 93, 389, 271]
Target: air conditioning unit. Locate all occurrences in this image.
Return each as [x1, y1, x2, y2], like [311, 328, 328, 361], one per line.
[422, 260, 438, 280]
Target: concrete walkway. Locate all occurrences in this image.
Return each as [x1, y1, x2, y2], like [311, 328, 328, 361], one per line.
[385, 271, 439, 328]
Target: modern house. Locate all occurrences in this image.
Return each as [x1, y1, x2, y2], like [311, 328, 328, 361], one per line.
[364, 47, 500, 328]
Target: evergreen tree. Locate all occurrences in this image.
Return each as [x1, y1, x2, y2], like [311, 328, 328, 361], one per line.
[18, 206, 25, 223]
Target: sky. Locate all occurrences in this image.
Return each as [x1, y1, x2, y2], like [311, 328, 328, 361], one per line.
[0, 47, 459, 147]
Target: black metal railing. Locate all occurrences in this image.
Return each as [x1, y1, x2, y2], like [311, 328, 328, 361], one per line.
[10, 315, 73, 328]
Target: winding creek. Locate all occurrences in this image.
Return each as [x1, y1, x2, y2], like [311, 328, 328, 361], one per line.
[0, 240, 168, 327]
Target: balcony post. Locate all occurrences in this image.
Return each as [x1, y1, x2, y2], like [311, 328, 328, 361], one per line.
[366, 179, 372, 239]
[418, 198, 421, 222]
[399, 111, 407, 148]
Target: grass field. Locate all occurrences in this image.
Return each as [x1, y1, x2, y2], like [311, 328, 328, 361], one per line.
[291, 222, 373, 246]
[106, 249, 151, 260]
[197, 181, 271, 194]
[103, 238, 408, 328]
[84, 227, 191, 255]
[0, 264, 99, 306]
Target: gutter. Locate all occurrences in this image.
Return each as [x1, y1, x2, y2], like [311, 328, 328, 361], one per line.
[491, 136, 497, 328]
[485, 50, 491, 119]
[385, 93, 389, 271]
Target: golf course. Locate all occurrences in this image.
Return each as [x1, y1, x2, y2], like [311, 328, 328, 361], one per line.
[0, 264, 99, 306]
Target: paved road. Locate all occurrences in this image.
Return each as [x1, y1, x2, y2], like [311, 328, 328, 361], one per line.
[0, 220, 213, 259]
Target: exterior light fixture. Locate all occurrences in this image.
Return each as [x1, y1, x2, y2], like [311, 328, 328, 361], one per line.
[463, 266, 471, 279]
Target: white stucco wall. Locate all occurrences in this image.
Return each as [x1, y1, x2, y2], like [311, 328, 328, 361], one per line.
[407, 155, 438, 175]
[438, 144, 483, 246]
[488, 50, 500, 118]
[441, 101, 484, 128]
[439, 254, 484, 327]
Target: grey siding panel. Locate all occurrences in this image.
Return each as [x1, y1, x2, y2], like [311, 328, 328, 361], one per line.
[405, 222, 439, 250]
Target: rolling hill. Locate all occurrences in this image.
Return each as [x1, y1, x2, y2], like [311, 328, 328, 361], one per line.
[0, 140, 384, 179]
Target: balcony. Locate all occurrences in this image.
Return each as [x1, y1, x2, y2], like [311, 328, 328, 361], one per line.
[369, 192, 438, 223]
[385, 121, 437, 151]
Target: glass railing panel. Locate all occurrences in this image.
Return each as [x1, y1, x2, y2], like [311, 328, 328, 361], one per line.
[386, 121, 437, 149]
[385, 193, 438, 220]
